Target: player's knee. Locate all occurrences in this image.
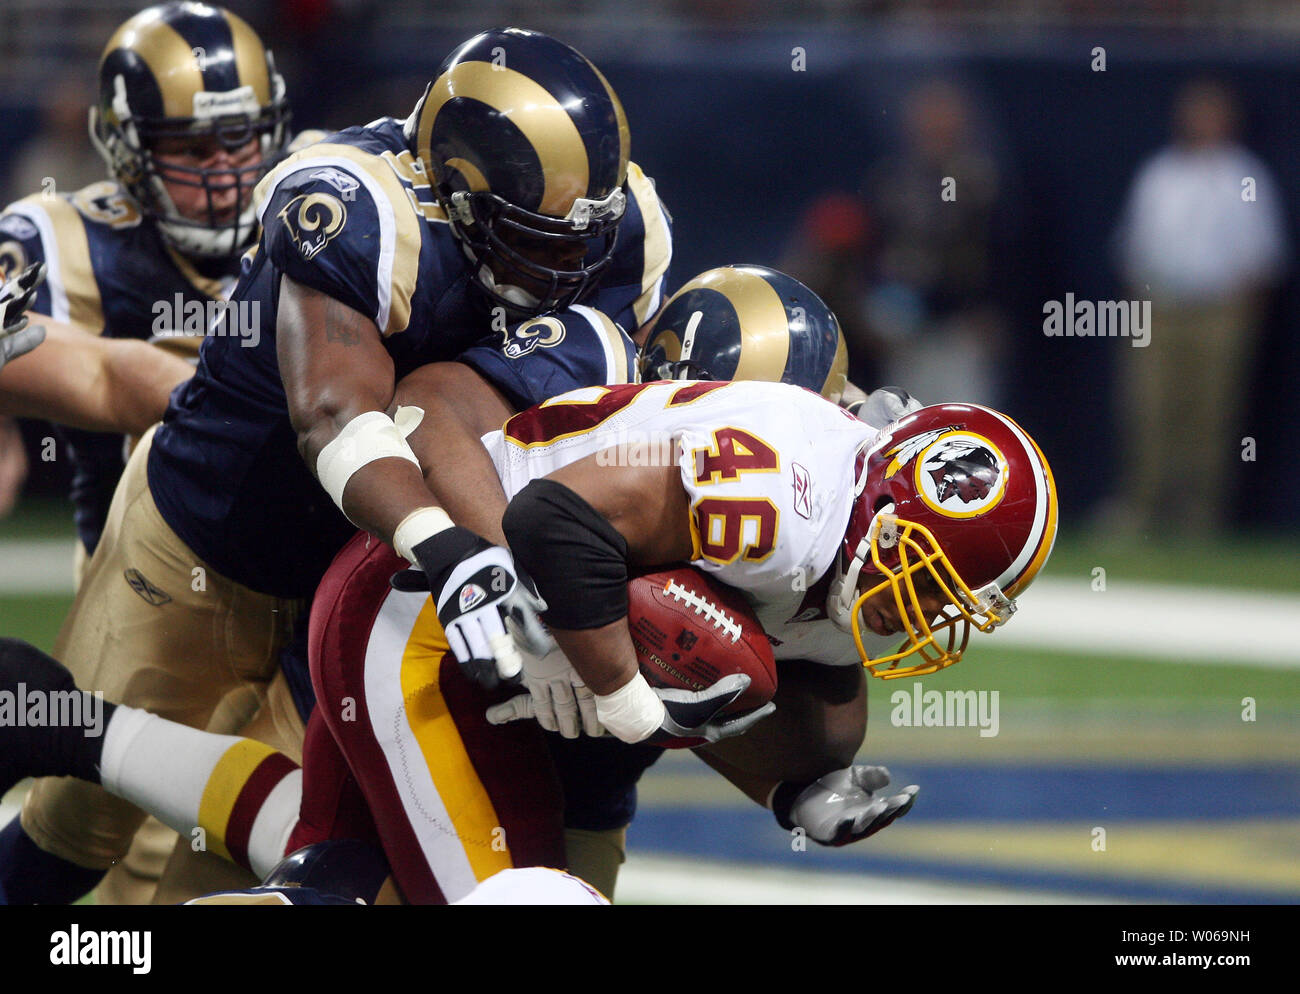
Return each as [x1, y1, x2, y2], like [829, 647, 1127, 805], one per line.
[563, 826, 626, 901]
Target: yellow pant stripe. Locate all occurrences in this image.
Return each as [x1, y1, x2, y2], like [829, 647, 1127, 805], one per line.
[400, 599, 514, 882]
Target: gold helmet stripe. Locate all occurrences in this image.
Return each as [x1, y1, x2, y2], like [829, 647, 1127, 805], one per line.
[1004, 428, 1059, 598]
[984, 406, 1058, 597]
[224, 9, 272, 106]
[103, 13, 204, 120]
[588, 62, 630, 184]
[420, 61, 589, 217]
[444, 156, 490, 193]
[712, 269, 790, 384]
[821, 321, 849, 402]
[626, 162, 671, 327]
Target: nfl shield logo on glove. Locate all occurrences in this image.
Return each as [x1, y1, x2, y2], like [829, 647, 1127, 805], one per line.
[459, 583, 487, 613]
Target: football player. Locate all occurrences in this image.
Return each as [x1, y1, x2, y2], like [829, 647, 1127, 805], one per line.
[0, 376, 1056, 903]
[1, 25, 672, 905]
[0, 2, 301, 905]
[0, 1, 291, 571]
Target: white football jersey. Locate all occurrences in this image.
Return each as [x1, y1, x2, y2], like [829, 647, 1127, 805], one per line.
[483, 380, 879, 666]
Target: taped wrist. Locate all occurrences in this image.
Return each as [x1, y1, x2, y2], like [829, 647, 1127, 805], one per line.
[594, 672, 665, 744]
[410, 525, 490, 593]
[501, 479, 629, 630]
[393, 506, 454, 564]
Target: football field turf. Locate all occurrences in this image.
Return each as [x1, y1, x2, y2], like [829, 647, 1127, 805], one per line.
[3, 500, 1298, 903]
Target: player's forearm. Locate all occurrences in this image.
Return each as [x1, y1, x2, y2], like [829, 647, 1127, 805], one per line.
[502, 458, 695, 691]
[397, 362, 515, 546]
[279, 277, 448, 544]
[693, 749, 779, 807]
[0, 317, 185, 434]
[548, 622, 640, 696]
[104, 339, 192, 434]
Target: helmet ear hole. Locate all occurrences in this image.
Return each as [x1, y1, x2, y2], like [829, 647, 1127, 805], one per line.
[873, 496, 893, 514]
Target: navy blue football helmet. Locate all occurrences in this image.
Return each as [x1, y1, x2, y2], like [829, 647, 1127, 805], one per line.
[89, 2, 290, 258]
[257, 840, 392, 905]
[640, 265, 849, 402]
[405, 28, 630, 316]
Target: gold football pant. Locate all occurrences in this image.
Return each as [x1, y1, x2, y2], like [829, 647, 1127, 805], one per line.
[22, 426, 304, 891]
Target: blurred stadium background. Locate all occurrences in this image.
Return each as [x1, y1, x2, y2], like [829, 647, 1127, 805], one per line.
[2, 0, 1298, 903]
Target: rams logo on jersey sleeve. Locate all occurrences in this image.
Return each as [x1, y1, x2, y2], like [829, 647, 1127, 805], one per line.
[276, 192, 348, 261]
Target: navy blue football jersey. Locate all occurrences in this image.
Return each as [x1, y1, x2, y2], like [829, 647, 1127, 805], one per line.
[0, 183, 233, 553]
[148, 118, 669, 598]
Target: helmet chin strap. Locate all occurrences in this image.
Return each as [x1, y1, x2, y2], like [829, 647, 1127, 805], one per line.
[475, 262, 541, 311]
[827, 503, 897, 632]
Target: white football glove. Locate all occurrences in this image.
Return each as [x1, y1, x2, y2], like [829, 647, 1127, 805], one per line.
[0, 262, 46, 371]
[485, 645, 604, 739]
[391, 527, 530, 689]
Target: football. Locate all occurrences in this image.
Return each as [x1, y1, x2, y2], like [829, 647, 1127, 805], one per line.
[626, 566, 778, 739]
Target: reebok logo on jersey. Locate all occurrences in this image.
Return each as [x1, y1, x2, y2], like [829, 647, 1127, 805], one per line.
[309, 167, 360, 201]
[0, 213, 38, 241]
[791, 462, 812, 519]
[459, 583, 486, 612]
[123, 568, 171, 607]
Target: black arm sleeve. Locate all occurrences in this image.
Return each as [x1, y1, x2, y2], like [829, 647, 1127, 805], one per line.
[501, 478, 630, 630]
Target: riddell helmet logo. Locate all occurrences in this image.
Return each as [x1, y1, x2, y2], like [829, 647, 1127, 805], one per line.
[459, 583, 486, 612]
[914, 432, 1008, 518]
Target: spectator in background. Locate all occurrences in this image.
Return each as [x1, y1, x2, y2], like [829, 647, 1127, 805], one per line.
[864, 80, 1005, 406]
[783, 80, 1006, 405]
[779, 192, 878, 387]
[1112, 79, 1287, 537]
[3, 79, 105, 206]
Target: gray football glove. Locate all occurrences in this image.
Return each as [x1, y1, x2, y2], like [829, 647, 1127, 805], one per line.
[774, 765, 918, 846]
[0, 262, 47, 371]
[485, 644, 603, 739]
[851, 386, 924, 427]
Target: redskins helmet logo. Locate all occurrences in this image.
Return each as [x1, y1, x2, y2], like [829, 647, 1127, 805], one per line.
[277, 193, 347, 261]
[915, 431, 1008, 518]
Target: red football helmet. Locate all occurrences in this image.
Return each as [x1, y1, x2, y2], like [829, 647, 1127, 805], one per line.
[827, 403, 1059, 679]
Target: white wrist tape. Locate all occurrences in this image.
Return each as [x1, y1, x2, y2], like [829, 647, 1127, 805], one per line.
[594, 672, 665, 744]
[316, 406, 426, 516]
[393, 506, 455, 564]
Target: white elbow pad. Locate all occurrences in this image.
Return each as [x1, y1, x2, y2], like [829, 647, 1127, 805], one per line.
[316, 405, 425, 518]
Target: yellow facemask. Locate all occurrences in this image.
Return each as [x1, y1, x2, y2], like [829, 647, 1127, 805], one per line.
[849, 512, 1016, 679]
